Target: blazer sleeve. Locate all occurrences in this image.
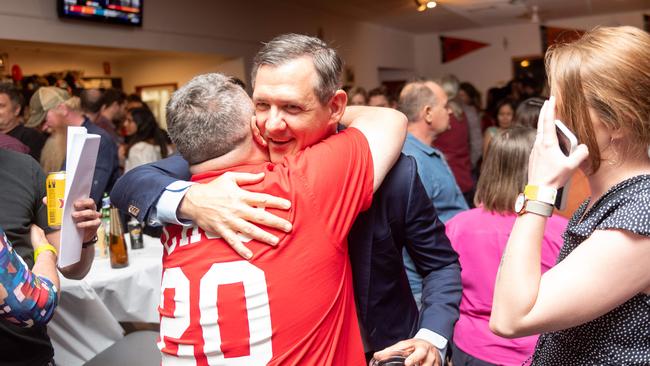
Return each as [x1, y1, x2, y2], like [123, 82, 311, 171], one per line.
[89, 133, 120, 208]
[402, 158, 462, 341]
[110, 153, 191, 223]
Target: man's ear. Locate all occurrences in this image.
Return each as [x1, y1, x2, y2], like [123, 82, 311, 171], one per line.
[328, 89, 347, 126]
[423, 105, 433, 124]
[250, 115, 267, 147]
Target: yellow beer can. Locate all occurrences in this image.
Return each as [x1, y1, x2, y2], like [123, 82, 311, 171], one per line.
[46, 171, 66, 228]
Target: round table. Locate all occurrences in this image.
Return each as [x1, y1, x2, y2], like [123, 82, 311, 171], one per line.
[50, 235, 163, 366]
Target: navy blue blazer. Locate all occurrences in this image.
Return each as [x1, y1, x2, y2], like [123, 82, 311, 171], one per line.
[110, 153, 461, 352]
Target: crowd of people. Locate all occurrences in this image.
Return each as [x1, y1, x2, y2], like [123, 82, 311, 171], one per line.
[0, 25, 648, 366]
[346, 73, 559, 213]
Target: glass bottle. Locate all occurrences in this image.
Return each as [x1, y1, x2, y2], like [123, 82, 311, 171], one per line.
[96, 193, 111, 258]
[109, 207, 129, 268]
[128, 216, 144, 250]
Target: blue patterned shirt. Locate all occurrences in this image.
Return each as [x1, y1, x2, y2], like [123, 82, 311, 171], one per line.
[0, 228, 58, 328]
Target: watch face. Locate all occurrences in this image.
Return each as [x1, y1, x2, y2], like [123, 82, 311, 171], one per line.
[514, 193, 526, 214]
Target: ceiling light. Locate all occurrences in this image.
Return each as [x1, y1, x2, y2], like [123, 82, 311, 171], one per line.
[415, 0, 436, 11]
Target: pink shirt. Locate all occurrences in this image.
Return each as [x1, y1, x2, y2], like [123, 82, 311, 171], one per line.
[447, 208, 567, 366]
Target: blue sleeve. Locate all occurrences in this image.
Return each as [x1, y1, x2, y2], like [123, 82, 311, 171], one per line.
[402, 161, 462, 342]
[89, 134, 120, 208]
[110, 153, 191, 223]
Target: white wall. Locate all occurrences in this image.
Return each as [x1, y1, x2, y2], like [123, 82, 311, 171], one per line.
[414, 9, 649, 99]
[414, 23, 540, 96]
[328, 21, 415, 87]
[0, 0, 416, 88]
[116, 55, 245, 93]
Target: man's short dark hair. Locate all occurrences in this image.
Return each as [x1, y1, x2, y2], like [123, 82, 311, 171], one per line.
[0, 83, 24, 112]
[101, 88, 126, 108]
[80, 89, 104, 114]
[166, 73, 252, 165]
[251, 33, 342, 105]
[368, 86, 389, 100]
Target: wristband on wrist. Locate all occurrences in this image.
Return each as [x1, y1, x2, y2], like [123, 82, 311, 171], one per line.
[82, 235, 99, 248]
[524, 184, 557, 206]
[34, 243, 58, 262]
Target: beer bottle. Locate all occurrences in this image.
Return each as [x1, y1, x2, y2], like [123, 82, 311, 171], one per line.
[96, 193, 111, 258]
[128, 216, 144, 250]
[109, 207, 129, 268]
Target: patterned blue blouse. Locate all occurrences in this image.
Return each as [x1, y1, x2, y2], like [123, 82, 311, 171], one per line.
[0, 228, 58, 327]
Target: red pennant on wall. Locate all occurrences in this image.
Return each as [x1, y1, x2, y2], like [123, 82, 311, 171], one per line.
[540, 26, 585, 51]
[440, 36, 489, 63]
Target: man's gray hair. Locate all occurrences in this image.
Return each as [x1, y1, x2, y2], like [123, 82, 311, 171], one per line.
[439, 74, 463, 118]
[251, 33, 343, 105]
[398, 81, 438, 122]
[166, 73, 253, 165]
[439, 74, 460, 100]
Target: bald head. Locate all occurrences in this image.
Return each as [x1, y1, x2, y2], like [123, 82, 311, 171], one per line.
[399, 81, 436, 122]
[398, 80, 450, 134]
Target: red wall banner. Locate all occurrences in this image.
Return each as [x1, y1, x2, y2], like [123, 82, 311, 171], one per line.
[440, 36, 489, 63]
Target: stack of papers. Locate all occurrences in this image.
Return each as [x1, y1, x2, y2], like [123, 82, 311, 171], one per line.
[58, 126, 100, 267]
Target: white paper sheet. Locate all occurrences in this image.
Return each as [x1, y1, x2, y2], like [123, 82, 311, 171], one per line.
[58, 126, 100, 267]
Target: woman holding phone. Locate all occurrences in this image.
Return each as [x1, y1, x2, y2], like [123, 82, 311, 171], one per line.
[491, 26, 650, 365]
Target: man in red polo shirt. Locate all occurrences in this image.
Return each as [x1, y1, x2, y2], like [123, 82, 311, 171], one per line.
[157, 70, 405, 365]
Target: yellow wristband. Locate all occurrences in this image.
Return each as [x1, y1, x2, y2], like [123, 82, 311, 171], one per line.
[34, 243, 58, 262]
[524, 185, 557, 206]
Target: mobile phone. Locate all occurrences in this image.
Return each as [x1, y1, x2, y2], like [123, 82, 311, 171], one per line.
[553, 119, 578, 210]
[555, 119, 578, 156]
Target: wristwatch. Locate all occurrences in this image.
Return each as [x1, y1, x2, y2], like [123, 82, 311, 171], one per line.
[514, 193, 553, 217]
[523, 185, 557, 206]
[82, 235, 99, 248]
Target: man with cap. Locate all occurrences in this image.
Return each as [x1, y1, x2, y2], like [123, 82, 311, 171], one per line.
[29, 86, 120, 208]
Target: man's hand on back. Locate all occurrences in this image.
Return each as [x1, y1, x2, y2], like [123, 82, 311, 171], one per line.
[373, 338, 442, 366]
[178, 172, 292, 259]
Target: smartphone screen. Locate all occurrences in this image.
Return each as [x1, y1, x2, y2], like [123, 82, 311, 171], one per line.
[554, 120, 578, 156]
[556, 125, 571, 156]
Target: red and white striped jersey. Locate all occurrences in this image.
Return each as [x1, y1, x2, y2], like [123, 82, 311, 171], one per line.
[158, 128, 374, 366]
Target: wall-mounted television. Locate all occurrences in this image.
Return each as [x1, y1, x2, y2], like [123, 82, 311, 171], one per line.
[58, 0, 142, 26]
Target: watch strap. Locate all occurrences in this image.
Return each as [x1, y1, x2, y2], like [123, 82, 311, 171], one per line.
[524, 199, 553, 217]
[82, 235, 99, 248]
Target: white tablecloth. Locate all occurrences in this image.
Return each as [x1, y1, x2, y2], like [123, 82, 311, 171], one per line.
[50, 235, 163, 366]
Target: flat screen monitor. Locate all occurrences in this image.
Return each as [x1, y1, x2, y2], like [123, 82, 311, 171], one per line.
[58, 0, 142, 26]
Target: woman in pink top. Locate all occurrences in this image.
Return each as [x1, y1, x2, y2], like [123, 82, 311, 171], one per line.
[447, 126, 567, 366]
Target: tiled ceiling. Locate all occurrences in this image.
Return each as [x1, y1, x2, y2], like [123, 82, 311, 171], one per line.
[279, 0, 650, 33]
